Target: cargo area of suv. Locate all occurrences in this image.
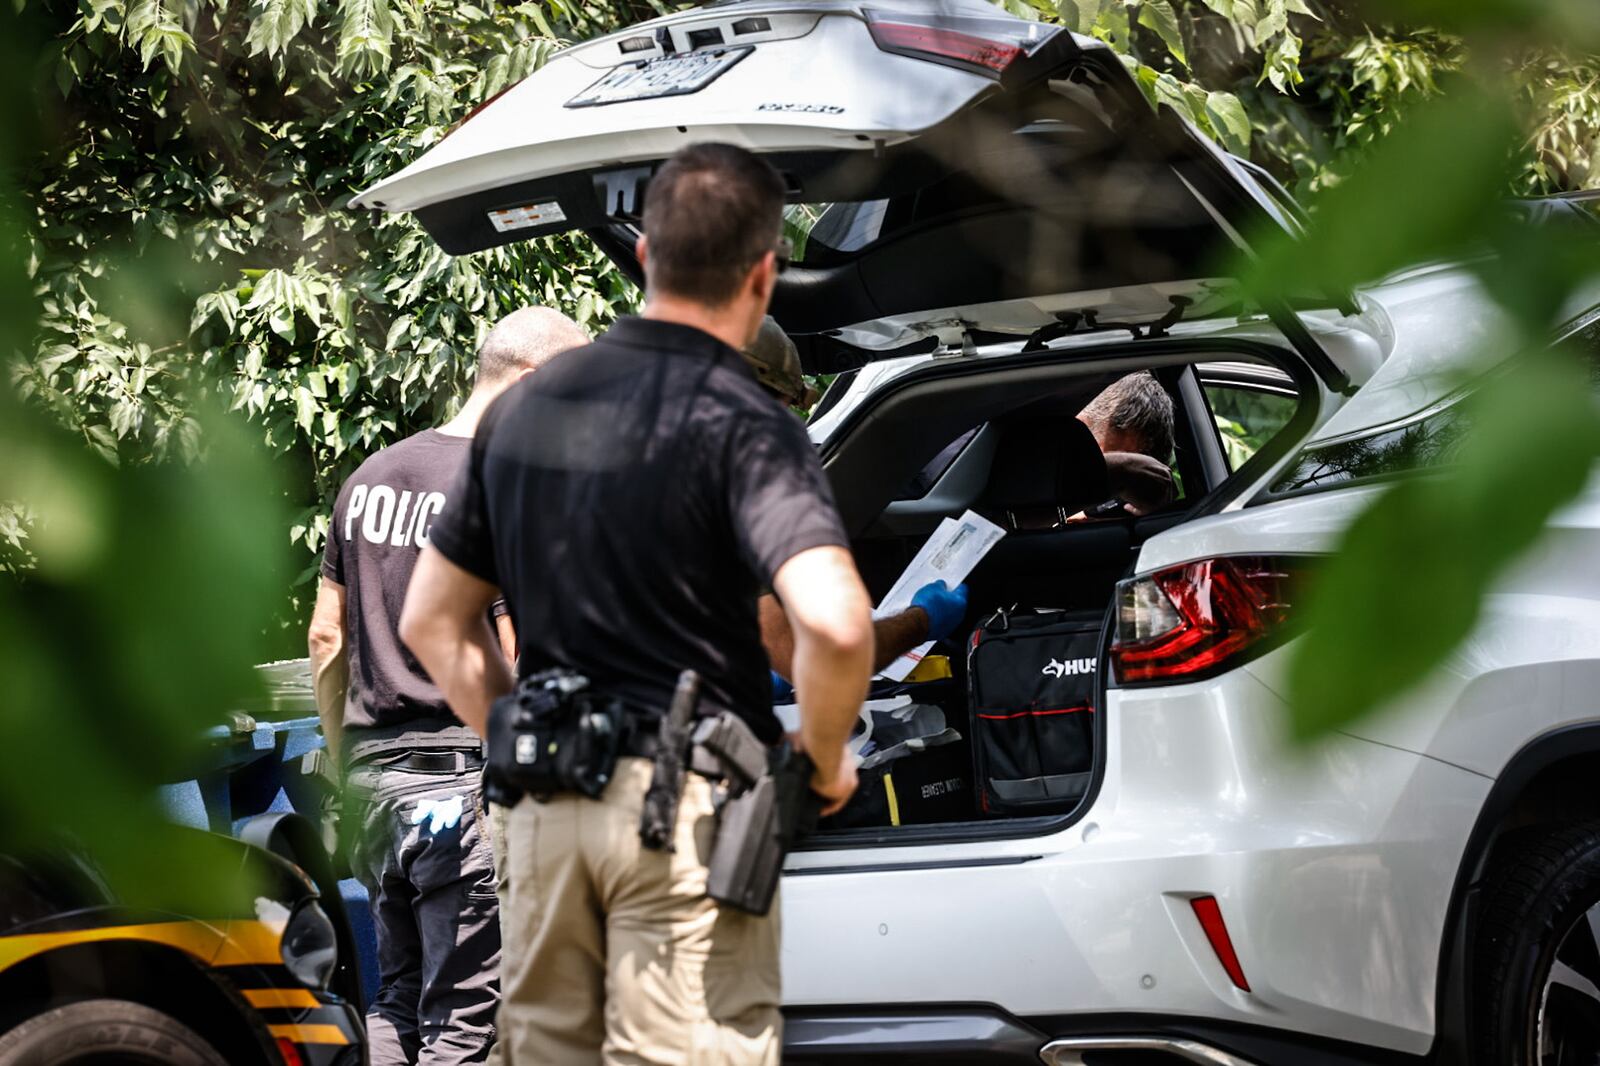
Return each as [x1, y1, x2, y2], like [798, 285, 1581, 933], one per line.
[793, 340, 1312, 844]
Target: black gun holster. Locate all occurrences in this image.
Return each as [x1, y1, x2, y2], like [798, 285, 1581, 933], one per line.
[485, 669, 626, 804]
[704, 740, 818, 917]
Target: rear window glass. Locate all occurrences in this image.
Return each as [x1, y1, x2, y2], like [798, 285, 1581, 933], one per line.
[1270, 309, 1600, 497]
[1269, 402, 1472, 495]
[787, 201, 889, 261]
[1206, 385, 1298, 470]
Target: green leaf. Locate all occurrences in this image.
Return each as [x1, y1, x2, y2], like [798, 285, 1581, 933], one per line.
[385, 315, 411, 350]
[1137, 0, 1186, 67]
[1255, 3, 1287, 45]
[1261, 28, 1303, 91]
[125, 0, 193, 72]
[1242, 85, 1521, 308]
[1204, 90, 1252, 154]
[1150, 71, 1192, 116]
[336, 0, 394, 79]
[293, 385, 316, 432]
[244, 0, 317, 59]
[1090, 0, 1131, 47]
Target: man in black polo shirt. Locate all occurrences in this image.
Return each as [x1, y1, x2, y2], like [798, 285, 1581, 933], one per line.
[400, 143, 874, 1066]
[307, 306, 588, 1065]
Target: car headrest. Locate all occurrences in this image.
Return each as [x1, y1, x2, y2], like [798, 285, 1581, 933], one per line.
[982, 416, 1110, 517]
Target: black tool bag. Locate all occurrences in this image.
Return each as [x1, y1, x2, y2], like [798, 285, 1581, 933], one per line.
[968, 609, 1101, 815]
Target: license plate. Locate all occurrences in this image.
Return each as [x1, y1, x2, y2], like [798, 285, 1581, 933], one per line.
[566, 47, 751, 109]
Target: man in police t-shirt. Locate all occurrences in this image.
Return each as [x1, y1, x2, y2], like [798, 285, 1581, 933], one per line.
[400, 144, 876, 1066]
[307, 306, 587, 1066]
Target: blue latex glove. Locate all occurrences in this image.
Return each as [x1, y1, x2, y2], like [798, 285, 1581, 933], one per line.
[911, 580, 969, 642]
[770, 669, 795, 703]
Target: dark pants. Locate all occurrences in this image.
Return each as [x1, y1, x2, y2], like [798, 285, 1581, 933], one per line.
[349, 753, 502, 1065]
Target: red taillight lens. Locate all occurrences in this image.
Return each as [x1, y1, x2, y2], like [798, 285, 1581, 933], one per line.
[439, 80, 521, 144]
[1191, 896, 1251, 992]
[275, 1037, 306, 1066]
[865, 11, 1059, 77]
[1111, 556, 1304, 684]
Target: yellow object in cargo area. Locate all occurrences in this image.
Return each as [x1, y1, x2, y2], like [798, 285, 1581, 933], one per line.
[905, 655, 952, 683]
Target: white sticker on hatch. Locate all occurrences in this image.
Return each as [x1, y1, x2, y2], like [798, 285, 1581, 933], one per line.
[488, 201, 567, 233]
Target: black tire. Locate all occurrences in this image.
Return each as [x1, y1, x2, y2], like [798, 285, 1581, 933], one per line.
[0, 999, 229, 1066]
[1475, 823, 1600, 1065]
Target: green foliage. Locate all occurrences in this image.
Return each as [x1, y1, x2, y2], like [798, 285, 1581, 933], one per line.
[1205, 386, 1298, 466]
[0, 3, 286, 905]
[20, 0, 639, 647]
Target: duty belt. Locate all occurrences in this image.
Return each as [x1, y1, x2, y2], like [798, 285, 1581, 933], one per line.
[382, 749, 484, 773]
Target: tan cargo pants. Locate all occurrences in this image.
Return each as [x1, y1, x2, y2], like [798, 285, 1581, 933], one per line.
[500, 757, 781, 1066]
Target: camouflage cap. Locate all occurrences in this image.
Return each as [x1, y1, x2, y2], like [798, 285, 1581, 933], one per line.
[742, 316, 819, 409]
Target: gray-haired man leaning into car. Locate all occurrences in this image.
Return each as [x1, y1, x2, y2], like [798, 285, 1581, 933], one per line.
[1076, 371, 1177, 517]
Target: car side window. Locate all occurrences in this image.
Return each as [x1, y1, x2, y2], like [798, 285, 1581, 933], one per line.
[1205, 384, 1298, 471]
[1269, 398, 1472, 495]
[1270, 306, 1600, 498]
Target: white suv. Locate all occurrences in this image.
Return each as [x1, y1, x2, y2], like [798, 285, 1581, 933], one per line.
[356, 4, 1600, 1063]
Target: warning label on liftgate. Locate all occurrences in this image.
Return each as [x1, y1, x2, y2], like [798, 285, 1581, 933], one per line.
[488, 201, 567, 233]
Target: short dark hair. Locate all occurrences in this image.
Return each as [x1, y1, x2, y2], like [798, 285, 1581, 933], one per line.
[1079, 372, 1175, 462]
[642, 143, 786, 307]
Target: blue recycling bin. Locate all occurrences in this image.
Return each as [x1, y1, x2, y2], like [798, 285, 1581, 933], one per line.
[156, 660, 380, 1008]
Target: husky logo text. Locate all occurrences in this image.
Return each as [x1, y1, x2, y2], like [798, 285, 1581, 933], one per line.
[1042, 658, 1096, 678]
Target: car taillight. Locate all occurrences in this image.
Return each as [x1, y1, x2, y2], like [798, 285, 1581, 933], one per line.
[1111, 556, 1305, 684]
[864, 10, 1059, 77]
[439, 81, 520, 144]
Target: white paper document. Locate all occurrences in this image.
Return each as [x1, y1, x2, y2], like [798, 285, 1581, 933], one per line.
[873, 509, 1005, 681]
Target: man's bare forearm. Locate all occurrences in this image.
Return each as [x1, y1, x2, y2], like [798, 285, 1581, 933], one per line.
[308, 579, 348, 761]
[793, 630, 871, 765]
[411, 617, 513, 738]
[400, 546, 514, 739]
[311, 647, 347, 761]
[763, 595, 927, 679]
[870, 609, 928, 673]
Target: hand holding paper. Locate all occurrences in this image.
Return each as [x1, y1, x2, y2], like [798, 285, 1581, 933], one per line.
[874, 509, 1004, 681]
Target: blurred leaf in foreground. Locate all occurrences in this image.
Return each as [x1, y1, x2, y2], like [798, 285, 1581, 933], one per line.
[1286, 346, 1600, 740]
[1236, 40, 1600, 738]
[0, 386, 291, 909]
[0, 3, 289, 911]
[1242, 80, 1522, 307]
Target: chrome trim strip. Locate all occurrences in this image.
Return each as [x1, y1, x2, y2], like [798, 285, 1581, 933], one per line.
[1040, 1035, 1259, 1065]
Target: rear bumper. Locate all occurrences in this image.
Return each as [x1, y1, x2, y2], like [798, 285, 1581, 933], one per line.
[781, 669, 1492, 1055]
[781, 1006, 1427, 1065]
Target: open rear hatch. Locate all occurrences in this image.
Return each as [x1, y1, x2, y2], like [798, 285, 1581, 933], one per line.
[353, 0, 1350, 387]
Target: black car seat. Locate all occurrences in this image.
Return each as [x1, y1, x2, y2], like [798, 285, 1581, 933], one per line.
[970, 415, 1134, 612]
[979, 416, 1110, 530]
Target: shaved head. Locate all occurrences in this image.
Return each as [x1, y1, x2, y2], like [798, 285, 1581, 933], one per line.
[475, 306, 590, 387]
